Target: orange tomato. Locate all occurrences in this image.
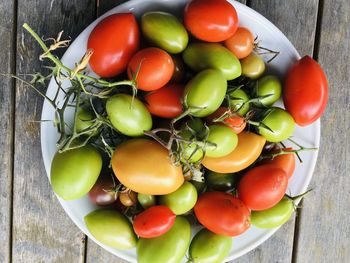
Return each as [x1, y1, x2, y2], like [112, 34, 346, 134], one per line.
[202, 132, 266, 173]
[224, 27, 254, 59]
[206, 107, 246, 134]
[111, 139, 184, 195]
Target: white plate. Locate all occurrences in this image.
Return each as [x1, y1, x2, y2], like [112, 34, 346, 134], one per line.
[41, 0, 320, 262]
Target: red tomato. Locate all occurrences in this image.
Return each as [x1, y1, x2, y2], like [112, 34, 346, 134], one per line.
[145, 84, 184, 118]
[88, 13, 140, 77]
[262, 148, 296, 178]
[206, 107, 246, 134]
[133, 205, 176, 238]
[224, 27, 254, 59]
[238, 165, 288, 211]
[184, 0, 239, 42]
[194, 192, 250, 236]
[283, 55, 328, 126]
[128, 47, 174, 91]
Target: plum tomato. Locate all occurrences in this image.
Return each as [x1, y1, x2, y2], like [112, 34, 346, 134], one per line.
[228, 88, 250, 116]
[255, 75, 282, 106]
[224, 27, 254, 59]
[262, 149, 296, 178]
[241, 53, 265, 79]
[205, 125, 238, 158]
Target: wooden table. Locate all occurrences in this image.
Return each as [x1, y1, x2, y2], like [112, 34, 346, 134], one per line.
[1, 0, 349, 262]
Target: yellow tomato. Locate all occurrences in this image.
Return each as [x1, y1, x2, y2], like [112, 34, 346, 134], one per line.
[111, 139, 184, 195]
[202, 132, 266, 173]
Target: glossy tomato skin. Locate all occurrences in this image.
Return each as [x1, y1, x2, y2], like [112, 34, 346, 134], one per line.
[184, 0, 238, 42]
[127, 47, 174, 91]
[283, 55, 328, 126]
[228, 88, 250, 116]
[88, 174, 118, 206]
[206, 171, 238, 192]
[138, 193, 156, 209]
[238, 165, 288, 211]
[224, 27, 254, 59]
[206, 107, 246, 134]
[255, 75, 282, 106]
[205, 125, 238, 158]
[111, 139, 184, 195]
[133, 206, 176, 238]
[88, 13, 139, 77]
[145, 84, 183, 118]
[194, 192, 250, 236]
[241, 53, 265, 79]
[262, 150, 296, 178]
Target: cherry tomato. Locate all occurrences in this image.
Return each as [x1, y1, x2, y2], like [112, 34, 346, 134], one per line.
[241, 53, 265, 79]
[206, 107, 246, 134]
[238, 165, 288, 211]
[262, 149, 296, 178]
[255, 75, 282, 106]
[283, 55, 328, 126]
[145, 84, 183, 118]
[127, 47, 174, 91]
[88, 174, 118, 206]
[88, 13, 139, 77]
[75, 108, 95, 133]
[184, 0, 239, 42]
[133, 206, 176, 238]
[194, 192, 250, 236]
[138, 194, 156, 209]
[202, 132, 266, 173]
[119, 190, 138, 207]
[229, 88, 250, 116]
[224, 27, 254, 59]
[205, 125, 238, 158]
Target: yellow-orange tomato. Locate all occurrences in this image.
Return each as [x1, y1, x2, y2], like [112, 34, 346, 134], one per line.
[202, 132, 266, 173]
[111, 139, 184, 195]
[224, 27, 254, 59]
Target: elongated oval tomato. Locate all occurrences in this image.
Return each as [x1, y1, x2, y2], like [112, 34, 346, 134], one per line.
[184, 0, 238, 42]
[206, 107, 246, 134]
[262, 149, 296, 178]
[202, 132, 266, 173]
[224, 27, 254, 59]
[145, 84, 183, 118]
[88, 13, 139, 77]
[133, 206, 176, 238]
[283, 55, 328, 126]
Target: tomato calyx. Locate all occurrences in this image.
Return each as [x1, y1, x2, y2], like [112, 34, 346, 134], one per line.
[285, 189, 313, 210]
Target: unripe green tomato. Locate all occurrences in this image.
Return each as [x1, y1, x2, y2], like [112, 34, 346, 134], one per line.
[190, 180, 206, 193]
[206, 171, 238, 192]
[137, 217, 191, 263]
[183, 43, 241, 80]
[256, 75, 282, 106]
[229, 88, 250, 116]
[137, 193, 156, 209]
[106, 94, 152, 136]
[251, 196, 294, 228]
[182, 118, 207, 140]
[75, 108, 95, 133]
[205, 125, 238, 158]
[141, 11, 189, 54]
[184, 69, 227, 117]
[258, 107, 295, 142]
[241, 53, 265, 79]
[159, 181, 198, 215]
[180, 130, 204, 163]
[51, 145, 102, 200]
[189, 228, 232, 263]
[84, 209, 137, 249]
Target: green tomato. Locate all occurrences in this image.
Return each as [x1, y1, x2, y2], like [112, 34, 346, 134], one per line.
[180, 130, 204, 163]
[84, 209, 137, 249]
[241, 53, 265, 79]
[206, 171, 238, 192]
[229, 88, 250, 116]
[183, 118, 207, 140]
[51, 145, 102, 200]
[205, 125, 238, 158]
[183, 43, 241, 80]
[159, 181, 198, 215]
[76, 108, 95, 133]
[189, 228, 232, 263]
[258, 107, 295, 142]
[251, 196, 294, 228]
[184, 69, 227, 117]
[141, 11, 188, 54]
[106, 94, 152, 136]
[137, 216, 191, 263]
[190, 180, 206, 193]
[137, 193, 156, 209]
[255, 75, 282, 106]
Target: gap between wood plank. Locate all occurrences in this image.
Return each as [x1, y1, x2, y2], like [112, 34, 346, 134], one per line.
[312, 0, 324, 60]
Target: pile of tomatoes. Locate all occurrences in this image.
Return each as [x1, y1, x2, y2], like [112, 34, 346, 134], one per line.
[48, 0, 328, 262]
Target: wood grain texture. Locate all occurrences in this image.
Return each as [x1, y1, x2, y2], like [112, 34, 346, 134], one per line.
[293, 0, 350, 262]
[12, 0, 95, 262]
[0, 1, 15, 263]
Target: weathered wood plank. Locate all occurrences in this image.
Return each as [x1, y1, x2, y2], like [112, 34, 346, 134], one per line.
[235, 1, 319, 263]
[293, 0, 350, 262]
[12, 1, 96, 262]
[0, 1, 15, 262]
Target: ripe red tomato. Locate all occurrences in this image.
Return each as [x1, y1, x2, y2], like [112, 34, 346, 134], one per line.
[206, 107, 246, 134]
[194, 192, 250, 236]
[262, 148, 296, 178]
[224, 27, 254, 59]
[128, 47, 174, 91]
[283, 55, 328, 126]
[184, 0, 239, 42]
[133, 205, 176, 238]
[238, 165, 288, 211]
[88, 13, 139, 77]
[145, 84, 184, 118]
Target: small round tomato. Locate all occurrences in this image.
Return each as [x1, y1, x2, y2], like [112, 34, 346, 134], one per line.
[184, 0, 239, 42]
[205, 125, 238, 158]
[127, 47, 174, 91]
[283, 55, 328, 126]
[88, 13, 139, 77]
[262, 149, 296, 178]
[238, 165, 288, 211]
[206, 171, 237, 192]
[138, 194, 156, 209]
[255, 75, 282, 106]
[241, 53, 265, 79]
[206, 107, 246, 134]
[75, 108, 95, 133]
[194, 192, 250, 236]
[224, 27, 254, 59]
[133, 206, 176, 238]
[88, 174, 118, 206]
[180, 130, 204, 163]
[119, 190, 138, 207]
[145, 84, 183, 118]
[229, 89, 250, 116]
